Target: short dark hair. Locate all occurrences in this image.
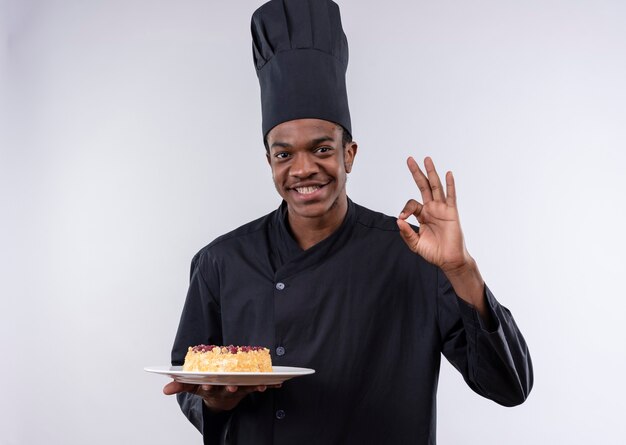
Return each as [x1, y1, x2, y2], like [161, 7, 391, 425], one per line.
[264, 124, 353, 153]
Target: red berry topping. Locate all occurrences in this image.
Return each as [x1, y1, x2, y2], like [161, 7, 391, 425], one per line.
[190, 344, 266, 354]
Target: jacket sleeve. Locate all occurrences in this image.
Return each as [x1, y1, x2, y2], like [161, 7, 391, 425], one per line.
[171, 249, 233, 444]
[437, 269, 534, 407]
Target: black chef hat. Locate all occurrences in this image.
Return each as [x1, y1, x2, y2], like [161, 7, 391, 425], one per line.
[251, 0, 351, 137]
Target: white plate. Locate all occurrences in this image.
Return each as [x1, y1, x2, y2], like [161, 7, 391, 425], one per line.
[144, 365, 315, 386]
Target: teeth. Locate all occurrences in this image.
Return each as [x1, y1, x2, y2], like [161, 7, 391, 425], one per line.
[295, 186, 320, 195]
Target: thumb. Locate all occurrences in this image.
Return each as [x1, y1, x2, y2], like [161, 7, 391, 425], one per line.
[396, 219, 420, 252]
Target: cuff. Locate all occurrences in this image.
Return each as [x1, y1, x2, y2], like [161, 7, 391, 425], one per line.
[456, 284, 501, 334]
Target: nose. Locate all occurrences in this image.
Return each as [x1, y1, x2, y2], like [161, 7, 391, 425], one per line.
[290, 152, 318, 178]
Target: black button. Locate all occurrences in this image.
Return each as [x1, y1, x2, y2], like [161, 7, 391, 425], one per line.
[275, 409, 286, 420]
[275, 282, 285, 290]
[276, 346, 285, 356]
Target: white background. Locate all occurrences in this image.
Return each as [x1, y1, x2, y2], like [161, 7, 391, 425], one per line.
[2, 0, 625, 444]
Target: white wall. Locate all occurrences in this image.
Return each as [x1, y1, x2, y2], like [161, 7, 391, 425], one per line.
[2, 0, 625, 444]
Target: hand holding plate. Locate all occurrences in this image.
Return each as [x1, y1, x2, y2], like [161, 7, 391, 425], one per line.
[163, 380, 281, 413]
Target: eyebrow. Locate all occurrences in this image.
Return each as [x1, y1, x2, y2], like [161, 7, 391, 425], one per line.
[270, 136, 335, 150]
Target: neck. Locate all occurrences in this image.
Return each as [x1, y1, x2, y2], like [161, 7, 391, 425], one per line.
[287, 196, 348, 250]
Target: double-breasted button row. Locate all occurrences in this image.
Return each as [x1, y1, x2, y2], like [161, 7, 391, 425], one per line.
[274, 281, 287, 421]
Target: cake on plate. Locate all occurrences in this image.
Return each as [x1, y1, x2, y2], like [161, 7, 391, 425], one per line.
[182, 345, 273, 372]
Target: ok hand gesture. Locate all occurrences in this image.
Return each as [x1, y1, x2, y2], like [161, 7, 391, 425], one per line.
[396, 156, 469, 273]
[397, 156, 488, 319]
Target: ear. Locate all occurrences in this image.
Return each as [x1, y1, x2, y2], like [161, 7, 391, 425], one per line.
[343, 141, 358, 173]
[266, 152, 271, 167]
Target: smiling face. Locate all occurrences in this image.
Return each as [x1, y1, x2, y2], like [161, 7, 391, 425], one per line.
[266, 118, 357, 224]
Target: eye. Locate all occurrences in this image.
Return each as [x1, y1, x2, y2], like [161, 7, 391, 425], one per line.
[315, 146, 333, 154]
[274, 152, 290, 159]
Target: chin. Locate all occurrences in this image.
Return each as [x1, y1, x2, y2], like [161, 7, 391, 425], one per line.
[289, 204, 329, 218]
[288, 197, 343, 218]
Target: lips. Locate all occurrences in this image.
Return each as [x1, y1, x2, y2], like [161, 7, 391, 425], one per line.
[294, 185, 321, 195]
[289, 181, 329, 195]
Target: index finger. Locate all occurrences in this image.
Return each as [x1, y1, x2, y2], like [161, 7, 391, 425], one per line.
[163, 380, 198, 395]
[407, 156, 433, 203]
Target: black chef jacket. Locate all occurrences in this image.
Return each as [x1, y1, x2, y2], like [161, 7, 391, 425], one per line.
[171, 199, 533, 445]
